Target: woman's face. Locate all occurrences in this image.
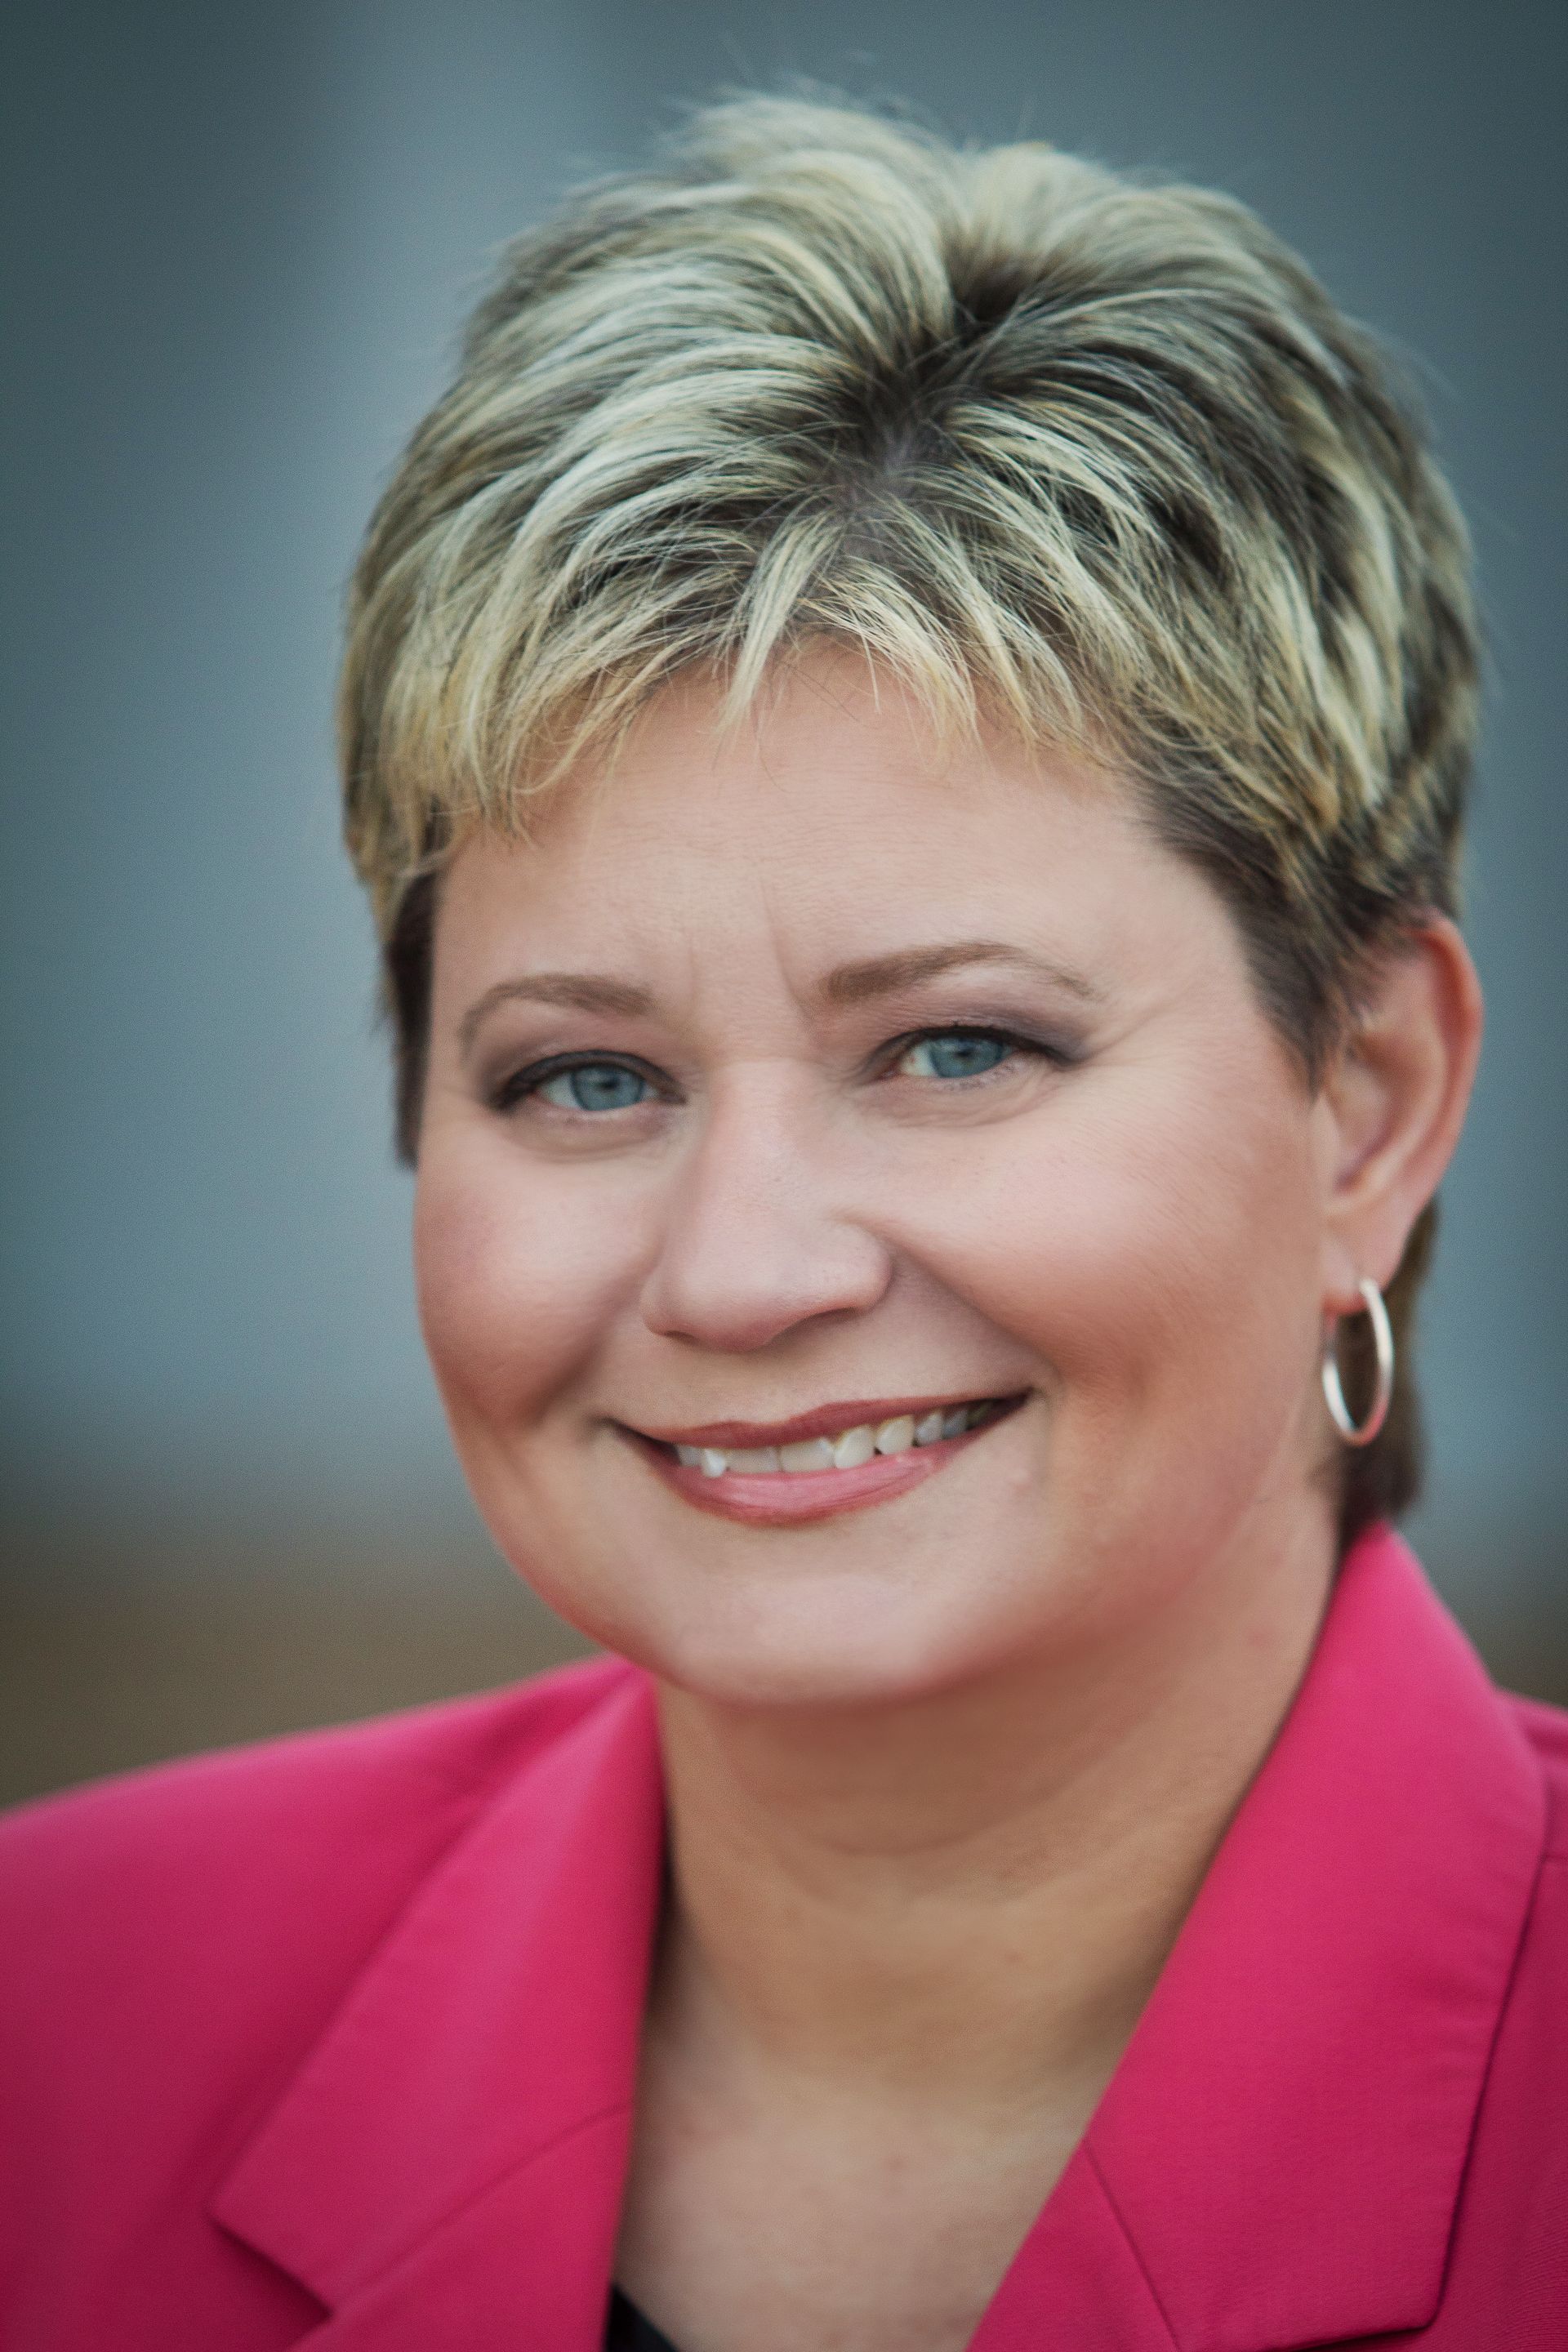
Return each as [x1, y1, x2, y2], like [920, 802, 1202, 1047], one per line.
[416, 654, 1343, 1705]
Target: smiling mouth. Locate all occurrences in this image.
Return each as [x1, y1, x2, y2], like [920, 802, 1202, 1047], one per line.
[621, 1393, 1026, 1525]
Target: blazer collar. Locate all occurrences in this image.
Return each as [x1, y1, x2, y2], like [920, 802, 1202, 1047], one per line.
[213, 1533, 1547, 2352]
[211, 1663, 665, 2347]
[981, 1526, 1547, 2350]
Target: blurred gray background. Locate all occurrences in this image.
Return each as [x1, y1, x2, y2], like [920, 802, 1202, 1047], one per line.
[3, 0, 1564, 1803]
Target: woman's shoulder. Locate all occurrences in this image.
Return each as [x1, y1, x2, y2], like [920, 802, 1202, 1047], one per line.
[0, 1652, 633, 2010]
[0, 1652, 647, 2339]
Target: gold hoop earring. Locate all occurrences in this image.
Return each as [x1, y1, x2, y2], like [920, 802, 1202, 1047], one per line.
[1321, 1276, 1394, 1448]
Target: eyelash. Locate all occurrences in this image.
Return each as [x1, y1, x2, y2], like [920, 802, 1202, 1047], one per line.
[487, 1026, 1069, 1116]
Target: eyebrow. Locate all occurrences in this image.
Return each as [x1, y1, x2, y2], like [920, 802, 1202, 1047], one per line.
[458, 973, 654, 1055]
[817, 940, 1107, 1009]
[458, 939, 1105, 1056]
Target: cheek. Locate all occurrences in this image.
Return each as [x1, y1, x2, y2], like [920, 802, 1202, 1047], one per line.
[412, 1147, 639, 1429]
[896, 1067, 1322, 1415]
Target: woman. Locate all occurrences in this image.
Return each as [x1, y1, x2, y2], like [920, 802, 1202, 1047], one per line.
[2, 95, 1563, 2352]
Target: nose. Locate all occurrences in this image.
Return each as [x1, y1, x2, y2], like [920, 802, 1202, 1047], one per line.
[639, 1073, 893, 1352]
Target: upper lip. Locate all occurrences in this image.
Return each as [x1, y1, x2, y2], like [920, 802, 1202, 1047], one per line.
[626, 1393, 1018, 1450]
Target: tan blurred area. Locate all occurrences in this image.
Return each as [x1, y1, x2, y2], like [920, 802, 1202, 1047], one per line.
[0, 1522, 594, 1811]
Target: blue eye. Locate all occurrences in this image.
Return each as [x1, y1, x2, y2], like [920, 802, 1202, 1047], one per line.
[897, 1032, 1014, 1081]
[537, 1062, 652, 1111]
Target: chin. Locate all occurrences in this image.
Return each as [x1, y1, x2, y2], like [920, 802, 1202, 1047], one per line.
[582, 1567, 1022, 1712]
[481, 1477, 1069, 1710]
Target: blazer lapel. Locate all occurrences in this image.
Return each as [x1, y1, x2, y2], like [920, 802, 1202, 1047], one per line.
[975, 1528, 1547, 2352]
[210, 1664, 664, 2350]
[265, 2110, 639, 2350]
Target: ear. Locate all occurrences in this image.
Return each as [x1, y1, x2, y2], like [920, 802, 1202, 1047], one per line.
[1317, 917, 1484, 1313]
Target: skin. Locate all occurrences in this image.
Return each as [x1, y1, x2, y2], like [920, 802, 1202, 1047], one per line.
[414, 648, 1482, 2352]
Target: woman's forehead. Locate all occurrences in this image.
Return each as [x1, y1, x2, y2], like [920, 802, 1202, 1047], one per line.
[432, 714, 1239, 1034]
[452, 657, 1118, 885]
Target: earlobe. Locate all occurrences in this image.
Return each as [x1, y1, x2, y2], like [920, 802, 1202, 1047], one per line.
[1320, 917, 1483, 1312]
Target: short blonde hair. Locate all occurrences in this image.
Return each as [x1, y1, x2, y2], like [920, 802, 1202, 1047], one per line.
[341, 94, 1480, 1539]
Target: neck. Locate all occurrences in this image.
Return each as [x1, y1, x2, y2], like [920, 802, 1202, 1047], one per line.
[648, 1511, 1335, 2124]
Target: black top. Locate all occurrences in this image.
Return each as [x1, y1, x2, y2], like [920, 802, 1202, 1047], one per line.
[604, 2287, 684, 2352]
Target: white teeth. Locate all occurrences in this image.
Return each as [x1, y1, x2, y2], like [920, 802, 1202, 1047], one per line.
[831, 1423, 877, 1469]
[673, 1401, 1000, 1477]
[780, 1437, 834, 1473]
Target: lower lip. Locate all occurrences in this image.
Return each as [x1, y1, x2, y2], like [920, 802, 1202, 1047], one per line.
[624, 1417, 1006, 1526]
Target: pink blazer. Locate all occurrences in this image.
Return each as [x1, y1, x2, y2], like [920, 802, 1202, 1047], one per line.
[2, 1525, 1565, 2350]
